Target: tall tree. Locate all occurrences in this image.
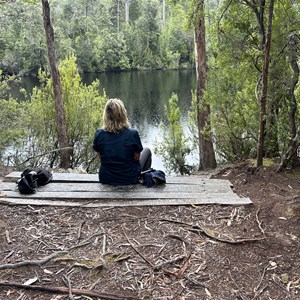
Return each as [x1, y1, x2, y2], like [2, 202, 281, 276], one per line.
[41, 0, 71, 168]
[193, 0, 217, 169]
[256, 0, 275, 168]
[125, 0, 130, 23]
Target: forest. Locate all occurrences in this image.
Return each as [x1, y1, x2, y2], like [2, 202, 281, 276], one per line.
[0, 0, 300, 173]
[0, 0, 194, 74]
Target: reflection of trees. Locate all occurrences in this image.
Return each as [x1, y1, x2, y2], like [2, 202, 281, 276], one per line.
[82, 70, 195, 130]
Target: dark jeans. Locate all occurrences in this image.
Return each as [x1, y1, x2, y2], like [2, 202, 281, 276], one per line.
[139, 147, 152, 171]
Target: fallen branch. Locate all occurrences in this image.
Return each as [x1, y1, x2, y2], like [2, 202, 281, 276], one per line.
[0, 251, 68, 270]
[191, 225, 265, 244]
[160, 218, 265, 244]
[0, 232, 103, 270]
[0, 281, 139, 300]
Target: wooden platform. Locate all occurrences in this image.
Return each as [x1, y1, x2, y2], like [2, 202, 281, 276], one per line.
[0, 172, 252, 207]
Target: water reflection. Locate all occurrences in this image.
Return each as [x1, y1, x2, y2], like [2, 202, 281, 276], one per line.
[83, 70, 197, 170]
[16, 70, 197, 170]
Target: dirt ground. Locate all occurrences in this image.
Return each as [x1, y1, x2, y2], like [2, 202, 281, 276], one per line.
[0, 161, 299, 300]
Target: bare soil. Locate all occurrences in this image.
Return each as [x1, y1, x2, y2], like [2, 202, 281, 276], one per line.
[0, 162, 299, 300]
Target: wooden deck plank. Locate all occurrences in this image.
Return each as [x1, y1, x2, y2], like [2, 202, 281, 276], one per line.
[3, 172, 232, 186]
[0, 182, 235, 194]
[3, 191, 241, 200]
[0, 171, 252, 207]
[0, 196, 252, 207]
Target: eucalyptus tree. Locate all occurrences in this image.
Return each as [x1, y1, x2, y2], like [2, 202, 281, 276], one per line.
[42, 0, 71, 168]
[164, 0, 216, 170]
[256, 0, 275, 168]
[192, 0, 217, 169]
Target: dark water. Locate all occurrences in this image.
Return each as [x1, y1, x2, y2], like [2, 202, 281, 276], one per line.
[18, 69, 197, 170]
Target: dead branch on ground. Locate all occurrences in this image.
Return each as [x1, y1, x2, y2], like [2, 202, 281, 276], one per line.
[0, 281, 140, 300]
[0, 232, 103, 270]
[160, 218, 265, 244]
[0, 250, 68, 270]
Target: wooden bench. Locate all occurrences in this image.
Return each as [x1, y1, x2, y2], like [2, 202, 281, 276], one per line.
[0, 172, 252, 207]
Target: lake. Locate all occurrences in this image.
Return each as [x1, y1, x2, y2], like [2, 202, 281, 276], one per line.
[18, 69, 198, 171]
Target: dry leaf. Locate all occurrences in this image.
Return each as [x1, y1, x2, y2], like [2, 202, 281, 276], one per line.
[23, 276, 38, 285]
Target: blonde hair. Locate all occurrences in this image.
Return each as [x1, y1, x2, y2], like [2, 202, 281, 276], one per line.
[102, 98, 130, 133]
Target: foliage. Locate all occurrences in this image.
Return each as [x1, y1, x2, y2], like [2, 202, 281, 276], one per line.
[0, 0, 194, 74]
[17, 54, 107, 170]
[154, 93, 195, 175]
[206, 0, 300, 163]
[0, 71, 26, 165]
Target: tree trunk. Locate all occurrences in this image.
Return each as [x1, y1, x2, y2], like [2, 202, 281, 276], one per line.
[256, 0, 274, 168]
[287, 33, 300, 166]
[162, 0, 166, 25]
[125, 0, 130, 24]
[117, 0, 120, 34]
[41, 0, 71, 169]
[194, 0, 216, 170]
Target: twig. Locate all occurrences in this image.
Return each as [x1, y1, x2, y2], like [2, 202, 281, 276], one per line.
[5, 230, 12, 244]
[165, 234, 192, 278]
[4, 250, 14, 260]
[160, 218, 265, 244]
[0, 250, 68, 270]
[254, 264, 268, 293]
[226, 258, 249, 300]
[77, 220, 85, 241]
[17, 147, 73, 166]
[63, 275, 74, 300]
[121, 226, 154, 267]
[255, 209, 265, 236]
[191, 225, 265, 244]
[0, 232, 103, 270]
[0, 281, 140, 300]
[69, 231, 103, 251]
[153, 255, 187, 270]
[228, 269, 249, 300]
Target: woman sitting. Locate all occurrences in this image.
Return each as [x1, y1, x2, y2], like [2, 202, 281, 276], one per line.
[93, 98, 152, 186]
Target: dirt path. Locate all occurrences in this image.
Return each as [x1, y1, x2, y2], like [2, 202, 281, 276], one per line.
[0, 163, 299, 299]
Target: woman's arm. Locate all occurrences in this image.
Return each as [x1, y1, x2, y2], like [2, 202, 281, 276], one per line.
[134, 152, 140, 161]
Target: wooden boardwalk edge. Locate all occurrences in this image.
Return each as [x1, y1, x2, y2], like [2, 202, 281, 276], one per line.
[0, 172, 252, 207]
[0, 196, 252, 207]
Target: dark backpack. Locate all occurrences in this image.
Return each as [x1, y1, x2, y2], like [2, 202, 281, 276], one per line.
[17, 170, 38, 194]
[17, 168, 53, 194]
[36, 169, 53, 186]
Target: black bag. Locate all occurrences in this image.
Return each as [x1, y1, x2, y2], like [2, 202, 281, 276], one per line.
[17, 168, 53, 194]
[140, 169, 166, 187]
[36, 169, 53, 186]
[17, 170, 38, 194]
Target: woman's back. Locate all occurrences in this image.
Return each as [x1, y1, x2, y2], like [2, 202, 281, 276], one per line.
[93, 128, 143, 185]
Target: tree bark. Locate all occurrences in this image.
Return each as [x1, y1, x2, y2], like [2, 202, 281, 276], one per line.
[194, 0, 216, 170]
[41, 0, 71, 168]
[256, 0, 274, 168]
[125, 0, 130, 24]
[287, 33, 300, 166]
[162, 0, 166, 25]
